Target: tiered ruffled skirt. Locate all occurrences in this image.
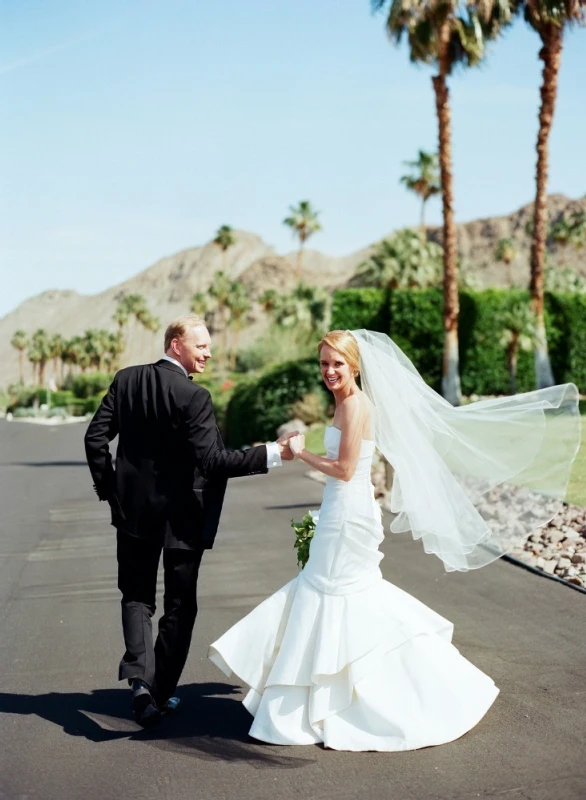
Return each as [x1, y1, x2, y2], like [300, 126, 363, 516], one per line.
[208, 572, 499, 751]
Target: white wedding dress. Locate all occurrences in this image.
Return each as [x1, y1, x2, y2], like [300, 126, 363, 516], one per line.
[208, 426, 499, 751]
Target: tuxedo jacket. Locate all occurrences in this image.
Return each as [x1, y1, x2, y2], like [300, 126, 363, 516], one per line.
[84, 359, 268, 550]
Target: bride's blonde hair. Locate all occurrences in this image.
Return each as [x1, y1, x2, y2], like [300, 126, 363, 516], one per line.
[318, 330, 360, 376]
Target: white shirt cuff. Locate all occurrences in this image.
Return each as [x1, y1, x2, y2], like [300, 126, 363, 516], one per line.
[266, 441, 282, 469]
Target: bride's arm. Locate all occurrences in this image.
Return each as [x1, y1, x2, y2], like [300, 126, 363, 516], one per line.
[292, 396, 364, 482]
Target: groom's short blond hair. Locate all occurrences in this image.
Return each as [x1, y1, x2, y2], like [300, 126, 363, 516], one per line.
[164, 315, 206, 351]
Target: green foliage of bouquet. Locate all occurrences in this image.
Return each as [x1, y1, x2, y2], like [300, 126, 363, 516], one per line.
[291, 511, 318, 569]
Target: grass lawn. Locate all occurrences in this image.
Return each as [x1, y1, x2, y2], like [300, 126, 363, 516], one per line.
[305, 416, 586, 508]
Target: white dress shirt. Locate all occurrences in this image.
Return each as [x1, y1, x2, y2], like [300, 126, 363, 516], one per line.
[159, 355, 282, 469]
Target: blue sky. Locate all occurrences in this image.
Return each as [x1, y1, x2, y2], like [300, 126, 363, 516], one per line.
[0, 0, 584, 319]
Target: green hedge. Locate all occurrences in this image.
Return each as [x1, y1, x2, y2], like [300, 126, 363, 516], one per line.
[331, 288, 389, 333]
[226, 359, 329, 447]
[328, 287, 586, 394]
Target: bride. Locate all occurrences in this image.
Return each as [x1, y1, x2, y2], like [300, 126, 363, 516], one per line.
[209, 329, 580, 751]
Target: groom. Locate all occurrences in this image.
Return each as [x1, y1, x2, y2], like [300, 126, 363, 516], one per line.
[84, 315, 295, 726]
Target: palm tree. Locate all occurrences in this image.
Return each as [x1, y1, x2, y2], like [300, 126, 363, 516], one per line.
[495, 238, 517, 286]
[10, 330, 28, 384]
[113, 293, 158, 362]
[283, 201, 322, 278]
[524, 0, 586, 388]
[209, 271, 233, 368]
[48, 333, 65, 385]
[29, 329, 52, 386]
[372, 0, 514, 405]
[226, 283, 251, 370]
[550, 210, 586, 252]
[400, 150, 441, 237]
[353, 229, 443, 289]
[213, 225, 237, 270]
[190, 292, 209, 317]
[499, 303, 537, 394]
[259, 289, 279, 314]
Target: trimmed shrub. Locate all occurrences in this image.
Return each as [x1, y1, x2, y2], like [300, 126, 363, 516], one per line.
[69, 373, 114, 399]
[226, 359, 328, 447]
[330, 286, 586, 395]
[388, 289, 445, 392]
[331, 288, 389, 333]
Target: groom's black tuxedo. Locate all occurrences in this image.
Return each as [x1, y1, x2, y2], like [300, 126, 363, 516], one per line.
[84, 358, 269, 704]
[85, 359, 268, 549]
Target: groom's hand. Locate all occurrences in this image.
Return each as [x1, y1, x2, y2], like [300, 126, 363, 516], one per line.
[277, 431, 298, 462]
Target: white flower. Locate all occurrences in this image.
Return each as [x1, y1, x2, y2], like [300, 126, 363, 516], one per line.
[309, 510, 319, 524]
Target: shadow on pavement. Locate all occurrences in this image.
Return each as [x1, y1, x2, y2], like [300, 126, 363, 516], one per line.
[265, 503, 320, 510]
[6, 461, 88, 468]
[0, 682, 312, 767]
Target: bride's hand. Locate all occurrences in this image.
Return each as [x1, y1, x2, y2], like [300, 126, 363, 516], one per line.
[289, 433, 305, 457]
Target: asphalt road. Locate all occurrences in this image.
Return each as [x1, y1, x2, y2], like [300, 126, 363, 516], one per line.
[1, 419, 585, 800]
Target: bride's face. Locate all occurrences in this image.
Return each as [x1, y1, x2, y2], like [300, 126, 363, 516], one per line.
[319, 344, 353, 393]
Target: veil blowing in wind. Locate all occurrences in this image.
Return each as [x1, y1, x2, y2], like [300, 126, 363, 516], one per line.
[352, 329, 581, 572]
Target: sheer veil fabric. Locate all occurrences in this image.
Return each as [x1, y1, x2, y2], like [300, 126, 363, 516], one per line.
[352, 330, 582, 572]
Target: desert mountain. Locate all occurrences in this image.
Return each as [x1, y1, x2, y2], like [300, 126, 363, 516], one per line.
[2, 194, 584, 388]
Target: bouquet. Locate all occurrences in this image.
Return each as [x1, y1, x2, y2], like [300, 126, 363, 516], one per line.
[291, 510, 319, 569]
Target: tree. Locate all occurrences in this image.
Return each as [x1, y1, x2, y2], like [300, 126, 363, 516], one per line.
[283, 201, 322, 278]
[550, 210, 586, 252]
[10, 330, 28, 384]
[494, 238, 517, 286]
[48, 333, 65, 385]
[208, 271, 233, 368]
[270, 283, 331, 339]
[213, 225, 237, 270]
[29, 329, 52, 386]
[498, 303, 537, 394]
[259, 289, 279, 314]
[113, 293, 158, 363]
[190, 292, 209, 317]
[400, 150, 441, 237]
[226, 283, 251, 370]
[372, 0, 514, 405]
[524, 0, 586, 387]
[353, 228, 444, 289]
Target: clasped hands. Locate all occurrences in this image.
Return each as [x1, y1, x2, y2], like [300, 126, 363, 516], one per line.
[276, 431, 306, 461]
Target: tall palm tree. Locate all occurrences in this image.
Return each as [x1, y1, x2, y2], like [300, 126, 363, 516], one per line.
[283, 201, 322, 278]
[400, 150, 441, 237]
[495, 238, 517, 286]
[372, 0, 514, 405]
[524, 0, 586, 387]
[190, 292, 209, 317]
[10, 330, 28, 384]
[213, 225, 237, 270]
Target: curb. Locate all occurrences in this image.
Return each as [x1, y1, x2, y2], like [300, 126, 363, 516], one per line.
[503, 553, 586, 596]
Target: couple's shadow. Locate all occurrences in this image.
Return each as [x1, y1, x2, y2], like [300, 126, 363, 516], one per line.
[0, 682, 309, 766]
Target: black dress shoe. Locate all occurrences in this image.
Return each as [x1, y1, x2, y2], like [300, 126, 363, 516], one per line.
[131, 679, 161, 728]
[159, 696, 181, 715]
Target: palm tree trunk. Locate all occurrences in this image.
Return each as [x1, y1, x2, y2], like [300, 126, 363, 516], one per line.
[18, 351, 24, 384]
[296, 245, 304, 279]
[39, 360, 46, 387]
[433, 67, 461, 406]
[530, 27, 561, 389]
[420, 199, 426, 241]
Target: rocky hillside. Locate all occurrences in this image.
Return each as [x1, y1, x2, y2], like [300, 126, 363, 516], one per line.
[2, 194, 584, 388]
